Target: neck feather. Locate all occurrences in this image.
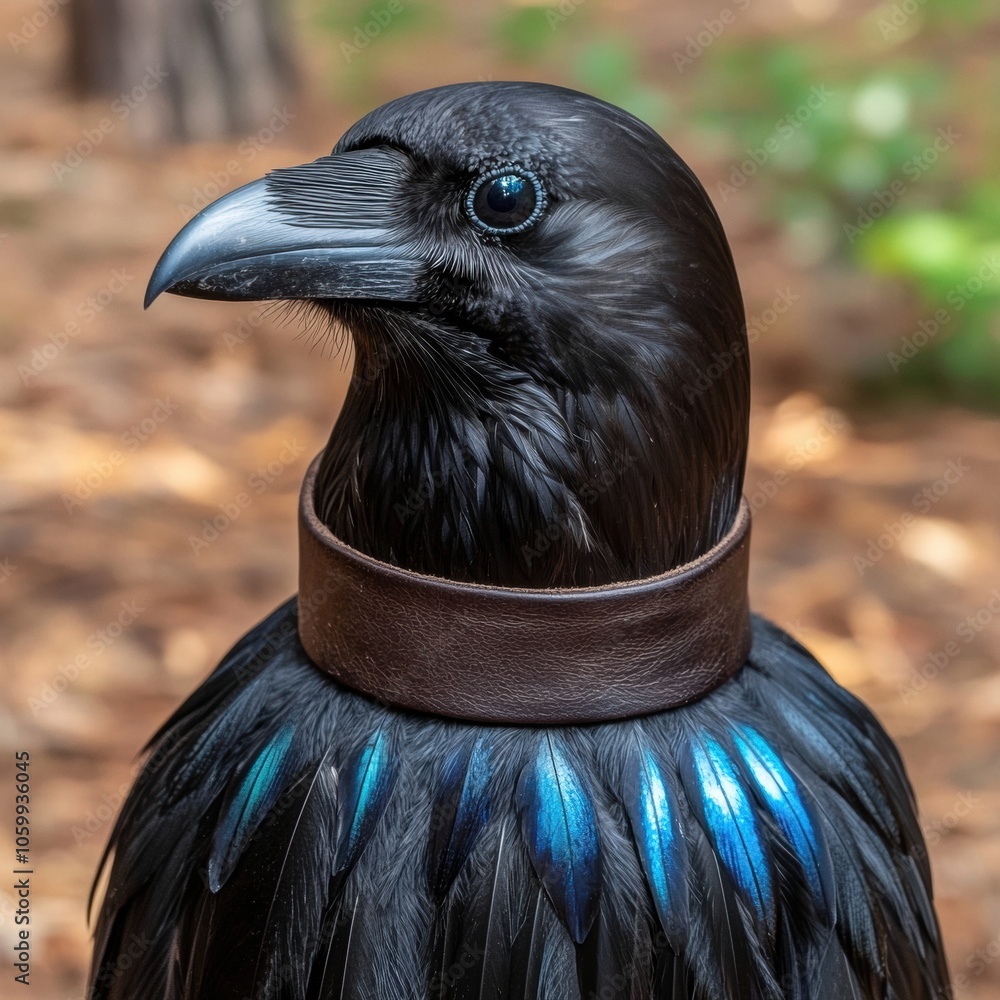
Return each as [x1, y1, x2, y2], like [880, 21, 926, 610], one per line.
[314, 329, 746, 588]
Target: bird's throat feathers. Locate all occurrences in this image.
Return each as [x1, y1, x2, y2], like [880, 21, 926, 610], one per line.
[313, 303, 747, 588]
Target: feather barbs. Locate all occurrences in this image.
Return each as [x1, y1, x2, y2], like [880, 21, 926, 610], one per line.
[516, 734, 602, 944]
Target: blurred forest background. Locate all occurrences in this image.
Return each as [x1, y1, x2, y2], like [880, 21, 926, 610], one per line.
[2, 0, 999, 996]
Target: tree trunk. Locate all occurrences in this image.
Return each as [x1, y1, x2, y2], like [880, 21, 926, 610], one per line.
[68, 0, 297, 143]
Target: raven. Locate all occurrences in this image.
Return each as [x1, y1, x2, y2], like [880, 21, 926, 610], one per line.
[89, 83, 950, 1000]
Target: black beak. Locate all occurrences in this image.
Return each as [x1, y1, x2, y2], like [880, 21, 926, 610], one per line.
[145, 148, 423, 308]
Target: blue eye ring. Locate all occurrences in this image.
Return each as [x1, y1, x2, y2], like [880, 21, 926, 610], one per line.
[465, 166, 546, 235]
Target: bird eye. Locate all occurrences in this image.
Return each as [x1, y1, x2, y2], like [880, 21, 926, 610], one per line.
[466, 167, 545, 235]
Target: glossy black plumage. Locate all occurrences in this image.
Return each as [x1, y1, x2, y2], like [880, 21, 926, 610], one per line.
[90, 611, 948, 999]
[90, 83, 950, 1000]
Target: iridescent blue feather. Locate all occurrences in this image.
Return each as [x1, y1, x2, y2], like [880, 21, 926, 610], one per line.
[683, 730, 775, 930]
[516, 734, 601, 944]
[622, 742, 688, 948]
[732, 724, 834, 921]
[335, 727, 394, 873]
[208, 723, 297, 893]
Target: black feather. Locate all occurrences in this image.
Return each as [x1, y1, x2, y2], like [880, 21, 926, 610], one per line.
[427, 733, 493, 901]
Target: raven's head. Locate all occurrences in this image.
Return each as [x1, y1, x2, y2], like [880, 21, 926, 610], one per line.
[148, 82, 748, 587]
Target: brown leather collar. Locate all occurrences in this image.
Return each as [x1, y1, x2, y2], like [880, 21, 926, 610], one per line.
[297, 455, 752, 724]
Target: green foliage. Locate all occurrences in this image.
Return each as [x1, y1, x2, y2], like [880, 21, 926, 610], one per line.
[489, 9, 671, 128]
[494, 4, 556, 60]
[311, 0, 669, 130]
[309, 0, 444, 103]
[573, 39, 672, 126]
[692, 25, 999, 406]
[857, 207, 1000, 400]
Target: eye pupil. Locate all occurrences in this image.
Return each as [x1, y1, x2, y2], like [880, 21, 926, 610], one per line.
[468, 168, 544, 234]
[486, 176, 523, 214]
